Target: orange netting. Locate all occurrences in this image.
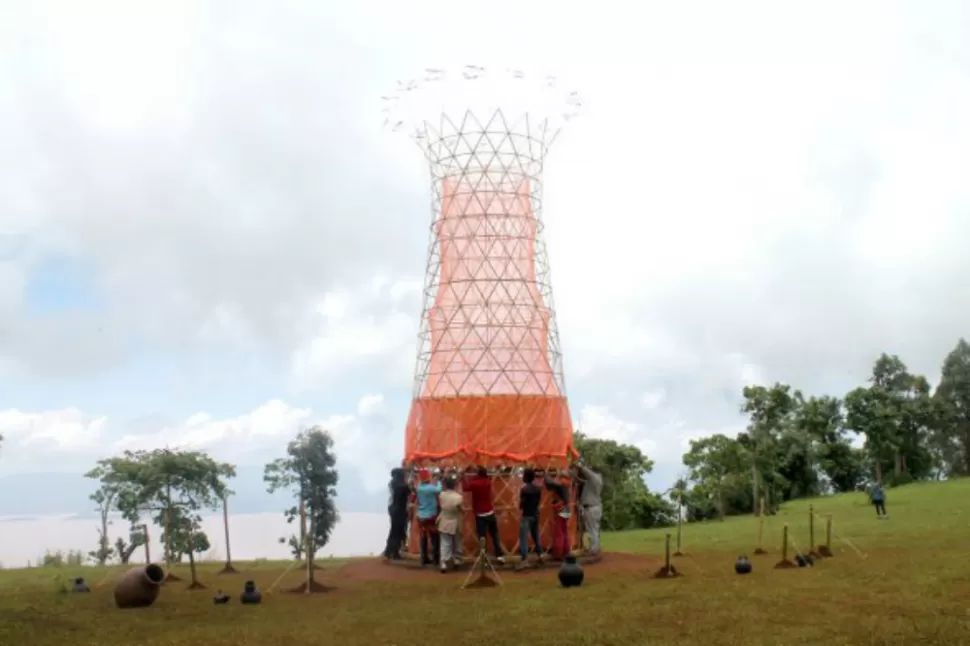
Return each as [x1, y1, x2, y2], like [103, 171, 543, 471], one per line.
[404, 172, 575, 465]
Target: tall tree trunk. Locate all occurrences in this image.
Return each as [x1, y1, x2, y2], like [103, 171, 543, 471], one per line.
[875, 459, 883, 484]
[751, 462, 760, 517]
[963, 424, 970, 474]
[188, 547, 198, 585]
[222, 496, 233, 568]
[901, 453, 908, 473]
[894, 451, 902, 476]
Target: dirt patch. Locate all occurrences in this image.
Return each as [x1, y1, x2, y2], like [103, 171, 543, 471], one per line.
[186, 581, 207, 590]
[652, 564, 682, 578]
[285, 578, 334, 594]
[336, 552, 654, 583]
[773, 560, 797, 569]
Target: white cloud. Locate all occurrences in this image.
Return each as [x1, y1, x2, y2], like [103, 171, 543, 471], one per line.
[0, 397, 404, 495]
[289, 280, 421, 392]
[1, 0, 968, 501]
[578, 405, 657, 456]
[640, 389, 667, 410]
[0, 407, 106, 452]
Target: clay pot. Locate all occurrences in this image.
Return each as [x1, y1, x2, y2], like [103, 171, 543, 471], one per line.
[240, 580, 262, 604]
[114, 564, 165, 609]
[72, 577, 91, 592]
[734, 556, 752, 575]
[558, 555, 584, 588]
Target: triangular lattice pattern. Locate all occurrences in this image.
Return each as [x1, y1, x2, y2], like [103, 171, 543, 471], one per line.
[404, 109, 574, 466]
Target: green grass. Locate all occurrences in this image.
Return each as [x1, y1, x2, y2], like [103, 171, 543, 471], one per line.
[3, 480, 970, 645]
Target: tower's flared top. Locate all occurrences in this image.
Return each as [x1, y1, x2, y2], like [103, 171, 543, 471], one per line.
[382, 66, 582, 174]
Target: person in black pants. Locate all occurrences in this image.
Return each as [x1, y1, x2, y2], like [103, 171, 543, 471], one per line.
[516, 468, 544, 570]
[870, 482, 887, 519]
[383, 467, 411, 559]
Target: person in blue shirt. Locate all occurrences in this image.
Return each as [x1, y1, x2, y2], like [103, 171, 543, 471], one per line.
[415, 469, 443, 566]
[870, 482, 887, 519]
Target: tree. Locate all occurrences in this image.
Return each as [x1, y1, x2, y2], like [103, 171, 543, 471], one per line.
[88, 448, 236, 588]
[88, 485, 116, 565]
[573, 432, 673, 530]
[791, 395, 864, 494]
[846, 354, 937, 484]
[264, 427, 339, 591]
[682, 434, 751, 520]
[114, 526, 147, 564]
[934, 338, 970, 476]
[741, 383, 799, 514]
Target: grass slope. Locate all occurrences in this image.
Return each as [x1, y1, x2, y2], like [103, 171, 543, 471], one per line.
[2, 479, 969, 645]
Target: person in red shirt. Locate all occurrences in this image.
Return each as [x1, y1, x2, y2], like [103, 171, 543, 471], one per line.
[544, 472, 572, 560]
[461, 466, 506, 564]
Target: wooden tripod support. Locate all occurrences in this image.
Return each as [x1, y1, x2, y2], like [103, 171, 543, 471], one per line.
[461, 538, 502, 590]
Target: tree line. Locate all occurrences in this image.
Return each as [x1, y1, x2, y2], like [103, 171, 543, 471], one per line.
[573, 339, 970, 528]
[678, 339, 970, 521]
[83, 427, 339, 583]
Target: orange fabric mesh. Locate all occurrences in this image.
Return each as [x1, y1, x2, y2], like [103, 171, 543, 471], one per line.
[405, 171, 575, 465]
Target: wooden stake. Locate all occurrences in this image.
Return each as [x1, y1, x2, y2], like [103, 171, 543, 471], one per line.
[674, 507, 684, 556]
[773, 523, 795, 568]
[754, 497, 767, 554]
[665, 533, 672, 574]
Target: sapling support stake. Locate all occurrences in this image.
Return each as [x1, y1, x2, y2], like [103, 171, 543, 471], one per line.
[774, 524, 795, 569]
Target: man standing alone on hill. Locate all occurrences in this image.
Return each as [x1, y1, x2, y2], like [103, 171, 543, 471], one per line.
[516, 468, 544, 569]
[462, 466, 506, 564]
[573, 461, 603, 555]
[870, 482, 887, 519]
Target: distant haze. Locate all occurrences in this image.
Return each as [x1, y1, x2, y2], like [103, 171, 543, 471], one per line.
[0, 512, 388, 569]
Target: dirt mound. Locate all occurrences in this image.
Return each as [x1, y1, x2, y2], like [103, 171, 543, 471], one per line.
[285, 578, 333, 593]
[337, 552, 653, 583]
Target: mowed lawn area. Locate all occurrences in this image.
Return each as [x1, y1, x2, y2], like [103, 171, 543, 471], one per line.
[2, 479, 969, 646]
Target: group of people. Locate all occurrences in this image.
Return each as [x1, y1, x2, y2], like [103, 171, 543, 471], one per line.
[383, 460, 603, 573]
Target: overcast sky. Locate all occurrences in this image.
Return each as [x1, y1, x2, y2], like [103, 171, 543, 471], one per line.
[1, 0, 968, 514]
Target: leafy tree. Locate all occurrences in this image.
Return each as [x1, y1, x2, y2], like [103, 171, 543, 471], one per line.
[573, 432, 673, 529]
[934, 338, 970, 475]
[114, 526, 147, 564]
[791, 395, 864, 493]
[87, 484, 116, 565]
[88, 448, 235, 587]
[846, 354, 936, 484]
[278, 534, 306, 560]
[264, 427, 340, 586]
[741, 383, 799, 514]
[682, 434, 750, 520]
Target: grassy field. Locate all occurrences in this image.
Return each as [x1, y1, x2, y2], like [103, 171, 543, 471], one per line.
[2, 479, 969, 645]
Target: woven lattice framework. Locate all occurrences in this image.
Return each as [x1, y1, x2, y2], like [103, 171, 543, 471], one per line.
[386, 68, 582, 556]
[402, 109, 578, 555]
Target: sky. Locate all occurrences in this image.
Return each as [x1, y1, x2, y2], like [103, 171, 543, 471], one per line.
[1, 0, 968, 516]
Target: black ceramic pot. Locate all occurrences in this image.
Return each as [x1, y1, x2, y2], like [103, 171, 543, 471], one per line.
[213, 590, 230, 605]
[72, 577, 91, 592]
[795, 553, 814, 568]
[734, 556, 752, 575]
[558, 555, 585, 588]
[240, 580, 262, 604]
